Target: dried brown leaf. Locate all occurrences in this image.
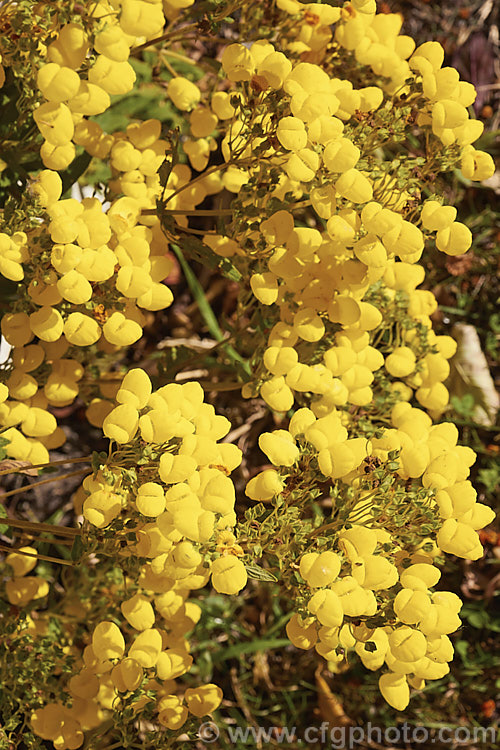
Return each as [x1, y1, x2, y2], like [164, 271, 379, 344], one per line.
[0, 460, 39, 477]
[315, 666, 354, 728]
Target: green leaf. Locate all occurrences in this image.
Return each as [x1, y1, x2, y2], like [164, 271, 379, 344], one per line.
[0, 503, 8, 535]
[465, 610, 489, 629]
[219, 257, 242, 282]
[0, 435, 10, 461]
[245, 564, 277, 582]
[213, 638, 290, 663]
[129, 57, 153, 83]
[60, 150, 93, 195]
[70, 536, 84, 563]
[171, 244, 250, 374]
[172, 245, 223, 340]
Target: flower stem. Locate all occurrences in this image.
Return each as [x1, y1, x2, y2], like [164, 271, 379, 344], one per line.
[0, 469, 87, 499]
[0, 517, 79, 537]
[0, 544, 75, 566]
[0, 455, 91, 477]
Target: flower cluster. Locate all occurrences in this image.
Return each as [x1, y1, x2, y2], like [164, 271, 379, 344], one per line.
[0, 5, 184, 462]
[34, 1, 168, 170]
[0, 0, 496, 744]
[0, 164, 175, 462]
[4, 545, 49, 607]
[174, 30, 493, 419]
[245, 400, 494, 708]
[17, 369, 245, 744]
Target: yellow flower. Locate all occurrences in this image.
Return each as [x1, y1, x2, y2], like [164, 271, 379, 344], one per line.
[221, 44, 254, 82]
[211, 556, 247, 594]
[94, 25, 131, 62]
[355, 627, 389, 671]
[323, 137, 360, 173]
[157, 694, 188, 729]
[285, 149, 320, 182]
[190, 107, 218, 138]
[64, 312, 102, 346]
[29, 307, 64, 343]
[421, 200, 456, 231]
[89, 56, 136, 95]
[47, 23, 89, 69]
[293, 308, 325, 342]
[119, 657, 144, 691]
[286, 614, 318, 649]
[121, 594, 155, 631]
[116, 368, 152, 410]
[92, 621, 125, 662]
[37, 63, 80, 102]
[351, 555, 399, 591]
[185, 684, 223, 717]
[400, 563, 441, 591]
[103, 404, 139, 444]
[330, 576, 375, 616]
[129, 628, 162, 668]
[385, 347, 416, 378]
[260, 376, 294, 412]
[389, 626, 427, 661]
[308, 589, 344, 627]
[437, 519, 483, 560]
[156, 648, 193, 680]
[6, 576, 49, 606]
[435, 221, 472, 256]
[335, 168, 373, 203]
[257, 51, 292, 89]
[102, 312, 142, 346]
[119, 0, 165, 38]
[56, 270, 92, 304]
[21, 407, 57, 438]
[5, 547, 38, 577]
[258, 430, 299, 467]
[167, 76, 201, 110]
[245, 469, 284, 501]
[33, 102, 74, 145]
[83, 489, 122, 528]
[136, 482, 166, 517]
[299, 551, 341, 588]
[378, 672, 410, 710]
[276, 116, 308, 151]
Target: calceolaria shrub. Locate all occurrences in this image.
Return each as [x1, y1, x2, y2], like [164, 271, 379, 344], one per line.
[0, 0, 496, 745]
